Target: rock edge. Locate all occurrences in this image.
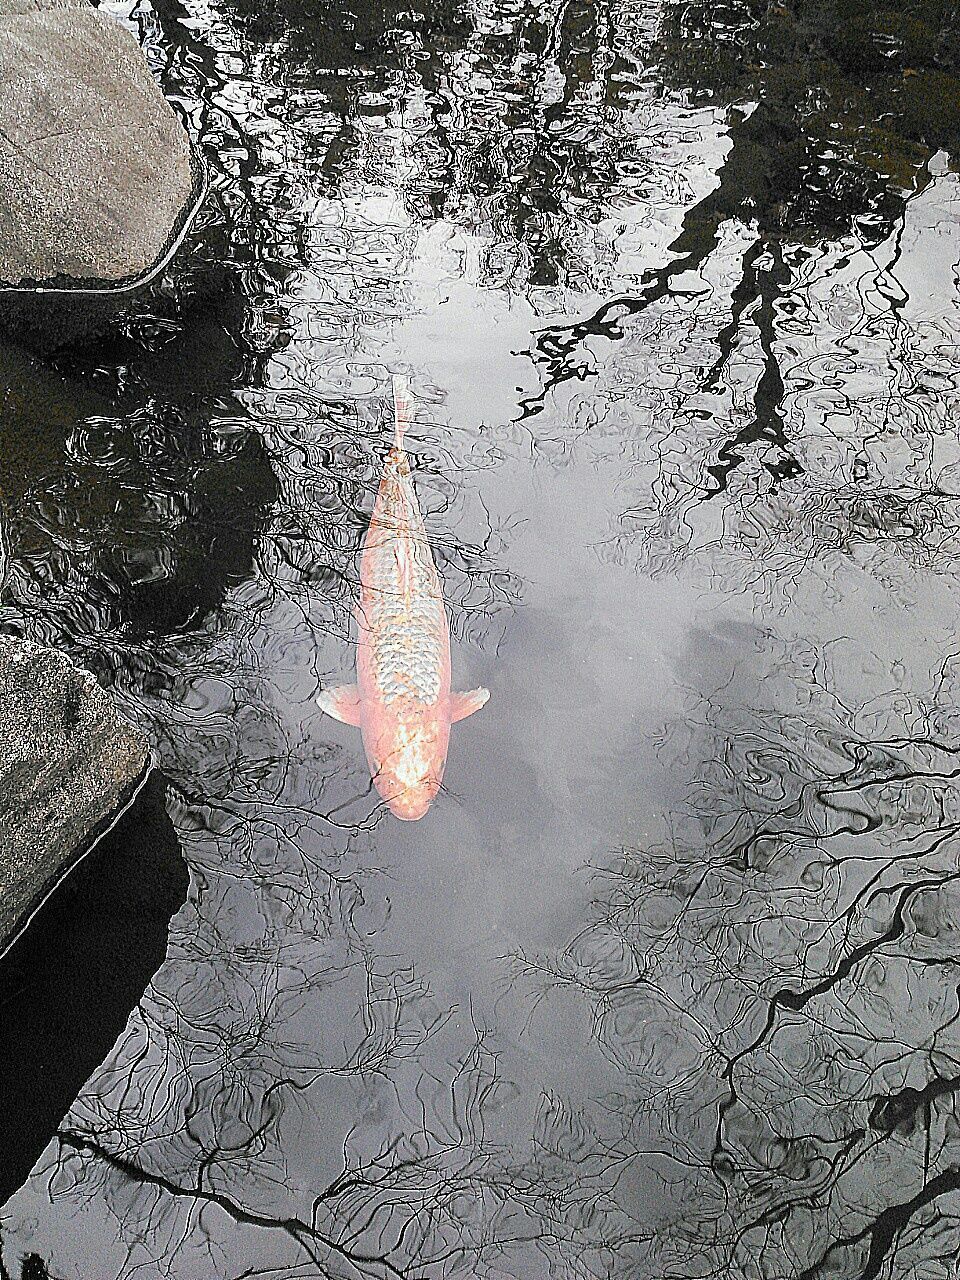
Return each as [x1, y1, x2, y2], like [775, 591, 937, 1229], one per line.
[0, 635, 149, 950]
[0, 0, 196, 288]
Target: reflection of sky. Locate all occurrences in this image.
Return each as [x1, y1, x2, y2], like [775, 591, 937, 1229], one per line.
[6, 0, 960, 1276]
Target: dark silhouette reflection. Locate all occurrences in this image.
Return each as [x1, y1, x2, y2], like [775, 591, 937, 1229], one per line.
[149, 0, 647, 290]
[0, 772, 188, 1209]
[529, 0, 960, 408]
[0, 1248, 59, 1280]
[0, 262, 279, 650]
[520, 0, 960, 603]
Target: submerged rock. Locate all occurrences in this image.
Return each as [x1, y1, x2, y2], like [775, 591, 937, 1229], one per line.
[0, 635, 149, 951]
[0, 0, 196, 288]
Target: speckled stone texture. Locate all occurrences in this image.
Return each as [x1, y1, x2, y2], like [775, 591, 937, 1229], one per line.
[0, 1, 87, 13]
[0, 0, 194, 286]
[0, 636, 148, 949]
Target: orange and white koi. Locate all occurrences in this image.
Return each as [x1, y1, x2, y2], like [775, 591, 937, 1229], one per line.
[317, 376, 488, 819]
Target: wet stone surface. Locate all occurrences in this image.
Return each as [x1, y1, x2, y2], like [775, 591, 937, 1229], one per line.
[0, 636, 148, 949]
[0, 0, 194, 287]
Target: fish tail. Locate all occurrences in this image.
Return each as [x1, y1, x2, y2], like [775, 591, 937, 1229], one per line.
[392, 374, 412, 450]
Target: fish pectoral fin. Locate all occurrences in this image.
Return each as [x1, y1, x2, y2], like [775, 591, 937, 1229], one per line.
[450, 687, 490, 723]
[317, 684, 362, 726]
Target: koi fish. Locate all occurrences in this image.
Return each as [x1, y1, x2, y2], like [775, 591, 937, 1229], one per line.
[317, 376, 489, 819]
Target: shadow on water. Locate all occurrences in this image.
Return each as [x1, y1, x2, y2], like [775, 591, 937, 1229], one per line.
[0, 1251, 58, 1280]
[0, 772, 188, 1209]
[0, 339, 279, 650]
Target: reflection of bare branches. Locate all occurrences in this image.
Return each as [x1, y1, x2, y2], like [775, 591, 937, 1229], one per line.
[522, 0, 953, 412]
[700, 237, 801, 495]
[574, 182, 960, 605]
[42, 994, 521, 1280]
[1, 5, 532, 1261]
[514, 632, 960, 1278]
[2, 391, 521, 1280]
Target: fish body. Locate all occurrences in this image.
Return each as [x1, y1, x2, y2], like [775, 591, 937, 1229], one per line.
[318, 377, 488, 819]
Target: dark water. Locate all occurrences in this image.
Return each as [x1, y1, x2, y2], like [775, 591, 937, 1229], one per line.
[0, 775, 188, 1211]
[2, 0, 960, 1276]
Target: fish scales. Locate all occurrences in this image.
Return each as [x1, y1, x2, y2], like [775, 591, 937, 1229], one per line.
[363, 458, 446, 705]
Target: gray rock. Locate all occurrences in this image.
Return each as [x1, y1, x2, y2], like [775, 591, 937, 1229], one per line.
[0, 0, 196, 287]
[0, 1, 86, 14]
[0, 636, 149, 950]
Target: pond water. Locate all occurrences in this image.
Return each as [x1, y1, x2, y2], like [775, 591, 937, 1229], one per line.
[3, 0, 960, 1276]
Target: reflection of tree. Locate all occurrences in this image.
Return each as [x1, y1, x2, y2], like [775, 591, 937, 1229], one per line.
[150, 0, 651, 293]
[532, 0, 959, 356]
[525, 0, 960, 589]
[2, 5, 523, 1273]
[136, 0, 524, 647]
[1, 0, 531, 668]
[15, 760, 533, 1278]
[426, 0, 642, 291]
[1, 571, 520, 1278]
[50, 975, 511, 1277]
[516, 629, 960, 1278]
[591, 247, 960, 602]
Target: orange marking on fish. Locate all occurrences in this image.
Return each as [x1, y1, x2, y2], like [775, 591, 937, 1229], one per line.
[317, 375, 489, 820]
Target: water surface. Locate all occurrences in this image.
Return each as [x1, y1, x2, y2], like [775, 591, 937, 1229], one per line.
[3, 1, 960, 1276]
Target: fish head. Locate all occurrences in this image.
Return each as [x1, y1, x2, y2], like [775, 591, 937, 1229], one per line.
[387, 786, 437, 822]
[367, 703, 449, 821]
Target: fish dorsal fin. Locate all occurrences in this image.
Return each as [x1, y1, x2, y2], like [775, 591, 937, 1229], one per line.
[317, 684, 362, 726]
[450, 688, 489, 723]
[392, 374, 411, 449]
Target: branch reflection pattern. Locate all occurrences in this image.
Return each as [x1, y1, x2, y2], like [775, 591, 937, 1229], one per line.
[1, 0, 960, 1276]
[517, 631, 960, 1278]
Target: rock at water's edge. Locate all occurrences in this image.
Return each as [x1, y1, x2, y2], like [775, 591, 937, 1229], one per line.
[0, 0, 195, 287]
[0, 635, 149, 949]
[0, 0, 86, 13]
